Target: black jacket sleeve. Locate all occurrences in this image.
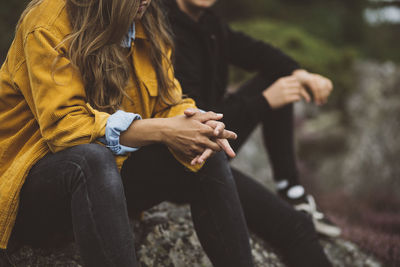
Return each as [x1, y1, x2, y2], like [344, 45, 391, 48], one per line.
[225, 25, 300, 81]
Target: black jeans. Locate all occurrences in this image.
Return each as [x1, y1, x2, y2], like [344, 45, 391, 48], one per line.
[215, 75, 332, 266]
[11, 144, 253, 267]
[221, 74, 299, 185]
[232, 168, 331, 267]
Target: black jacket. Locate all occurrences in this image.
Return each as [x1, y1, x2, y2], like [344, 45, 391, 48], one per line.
[165, 0, 299, 112]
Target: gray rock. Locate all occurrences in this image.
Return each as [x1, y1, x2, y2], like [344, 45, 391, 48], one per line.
[7, 202, 381, 267]
[297, 60, 400, 197]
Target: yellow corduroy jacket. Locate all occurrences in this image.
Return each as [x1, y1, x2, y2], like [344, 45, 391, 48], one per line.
[0, 0, 200, 249]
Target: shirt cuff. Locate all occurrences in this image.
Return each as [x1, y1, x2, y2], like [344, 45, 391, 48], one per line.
[101, 110, 142, 155]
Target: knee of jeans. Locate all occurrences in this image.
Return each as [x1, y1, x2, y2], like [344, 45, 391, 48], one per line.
[68, 144, 114, 171]
[200, 151, 233, 182]
[207, 151, 229, 166]
[68, 144, 122, 192]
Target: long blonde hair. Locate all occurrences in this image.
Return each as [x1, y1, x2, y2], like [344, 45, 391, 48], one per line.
[18, 0, 177, 112]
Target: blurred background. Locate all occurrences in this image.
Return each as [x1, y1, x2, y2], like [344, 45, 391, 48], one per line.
[1, 0, 399, 265]
[214, 0, 400, 265]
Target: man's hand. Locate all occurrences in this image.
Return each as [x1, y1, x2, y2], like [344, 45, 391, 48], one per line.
[184, 108, 237, 165]
[293, 69, 333, 106]
[262, 76, 311, 109]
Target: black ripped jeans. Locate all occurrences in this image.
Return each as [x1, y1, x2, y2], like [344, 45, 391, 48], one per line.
[11, 144, 253, 267]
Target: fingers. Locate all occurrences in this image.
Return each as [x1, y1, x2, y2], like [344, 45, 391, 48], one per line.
[217, 139, 236, 158]
[219, 129, 237, 140]
[318, 77, 334, 104]
[301, 74, 334, 106]
[279, 77, 302, 89]
[282, 72, 334, 107]
[205, 120, 225, 136]
[193, 111, 223, 123]
[191, 155, 201, 166]
[300, 87, 311, 103]
[191, 139, 235, 166]
[192, 148, 214, 165]
[201, 137, 222, 152]
[199, 148, 214, 163]
[307, 78, 322, 105]
[204, 121, 237, 140]
[285, 86, 310, 102]
[281, 76, 299, 83]
[203, 127, 237, 140]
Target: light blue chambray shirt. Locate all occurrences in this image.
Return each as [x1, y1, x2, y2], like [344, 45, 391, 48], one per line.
[121, 22, 136, 48]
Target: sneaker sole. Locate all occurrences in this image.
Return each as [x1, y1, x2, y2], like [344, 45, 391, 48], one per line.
[313, 219, 342, 237]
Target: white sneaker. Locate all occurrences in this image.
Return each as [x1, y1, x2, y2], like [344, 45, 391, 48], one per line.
[294, 195, 342, 238]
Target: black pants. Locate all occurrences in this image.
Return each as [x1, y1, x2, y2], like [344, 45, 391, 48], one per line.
[232, 168, 331, 267]
[209, 75, 332, 266]
[221, 74, 299, 185]
[10, 143, 331, 267]
[11, 144, 253, 267]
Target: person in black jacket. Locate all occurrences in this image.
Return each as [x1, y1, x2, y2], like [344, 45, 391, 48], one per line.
[165, 0, 341, 238]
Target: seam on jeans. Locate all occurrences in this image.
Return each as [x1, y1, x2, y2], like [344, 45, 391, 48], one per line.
[72, 162, 116, 267]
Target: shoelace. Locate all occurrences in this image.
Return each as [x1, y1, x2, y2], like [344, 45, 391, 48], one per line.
[294, 195, 324, 220]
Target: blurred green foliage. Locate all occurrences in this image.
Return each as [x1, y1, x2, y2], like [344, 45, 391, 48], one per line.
[215, 0, 400, 63]
[215, 0, 368, 45]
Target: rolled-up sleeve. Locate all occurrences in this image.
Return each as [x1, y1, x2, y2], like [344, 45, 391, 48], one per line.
[99, 110, 142, 155]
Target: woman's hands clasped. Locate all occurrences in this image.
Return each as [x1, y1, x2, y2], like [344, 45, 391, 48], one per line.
[162, 108, 237, 165]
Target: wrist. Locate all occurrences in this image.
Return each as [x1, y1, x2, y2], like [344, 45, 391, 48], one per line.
[158, 117, 173, 145]
[262, 88, 270, 101]
[262, 88, 276, 108]
[120, 118, 169, 147]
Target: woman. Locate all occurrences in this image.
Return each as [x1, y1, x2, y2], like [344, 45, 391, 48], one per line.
[0, 0, 254, 266]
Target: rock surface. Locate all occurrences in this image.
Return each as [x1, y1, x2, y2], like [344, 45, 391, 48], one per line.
[7, 202, 382, 267]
